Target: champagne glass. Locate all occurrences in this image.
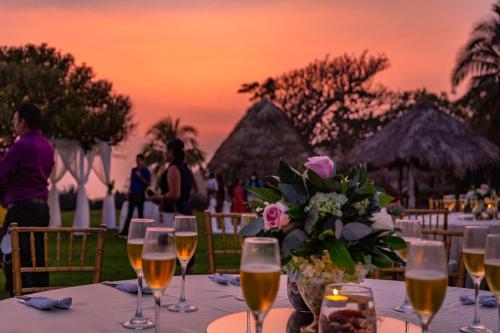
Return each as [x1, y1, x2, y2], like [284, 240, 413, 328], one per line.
[460, 194, 467, 213]
[460, 226, 493, 333]
[238, 214, 257, 333]
[123, 218, 155, 329]
[167, 215, 198, 313]
[405, 240, 448, 333]
[394, 219, 422, 313]
[443, 194, 456, 212]
[470, 195, 479, 213]
[484, 234, 500, 333]
[240, 237, 281, 333]
[142, 227, 177, 333]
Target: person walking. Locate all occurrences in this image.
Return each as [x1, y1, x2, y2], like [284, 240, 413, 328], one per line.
[0, 103, 54, 295]
[119, 154, 151, 238]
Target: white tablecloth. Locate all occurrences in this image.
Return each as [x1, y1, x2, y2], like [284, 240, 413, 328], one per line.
[0, 275, 496, 333]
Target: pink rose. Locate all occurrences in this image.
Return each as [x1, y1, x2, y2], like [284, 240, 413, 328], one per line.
[263, 203, 289, 230]
[305, 156, 335, 179]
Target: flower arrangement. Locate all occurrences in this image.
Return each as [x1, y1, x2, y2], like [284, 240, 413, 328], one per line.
[240, 156, 405, 277]
[466, 184, 498, 220]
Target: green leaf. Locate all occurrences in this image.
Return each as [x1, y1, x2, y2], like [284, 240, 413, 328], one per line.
[279, 183, 308, 205]
[326, 239, 356, 275]
[319, 229, 335, 241]
[370, 248, 393, 268]
[288, 204, 307, 220]
[342, 222, 372, 241]
[239, 217, 264, 236]
[246, 187, 281, 203]
[383, 236, 406, 250]
[278, 160, 302, 184]
[378, 192, 394, 207]
[282, 229, 308, 258]
[306, 169, 329, 192]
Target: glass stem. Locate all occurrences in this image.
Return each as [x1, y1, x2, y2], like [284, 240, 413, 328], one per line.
[403, 294, 410, 307]
[154, 295, 160, 333]
[473, 279, 481, 326]
[246, 310, 251, 333]
[135, 272, 144, 318]
[255, 321, 263, 333]
[179, 261, 188, 303]
[421, 323, 429, 333]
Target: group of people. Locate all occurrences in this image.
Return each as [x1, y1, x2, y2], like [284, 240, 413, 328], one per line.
[206, 172, 263, 213]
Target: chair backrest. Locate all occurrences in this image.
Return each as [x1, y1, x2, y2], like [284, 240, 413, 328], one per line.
[428, 198, 445, 210]
[422, 228, 465, 288]
[203, 210, 248, 274]
[10, 223, 106, 296]
[373, 229, 465, 287]
[401, 209, 449, 230]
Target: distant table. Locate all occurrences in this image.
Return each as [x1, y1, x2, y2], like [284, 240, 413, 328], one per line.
[0, 275, 496, 333]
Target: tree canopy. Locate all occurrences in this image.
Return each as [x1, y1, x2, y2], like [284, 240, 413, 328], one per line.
[0, 43, 135, 150]
[239, 52, 390, 152]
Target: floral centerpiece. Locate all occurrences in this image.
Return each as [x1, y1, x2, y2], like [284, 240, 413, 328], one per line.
[240, 156, 405, 332]
[466, 184, 498, 220]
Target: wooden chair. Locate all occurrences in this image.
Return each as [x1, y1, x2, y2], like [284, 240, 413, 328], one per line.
[204, 210, 253, 274]
[373, 229, 465, 288]
[428, 198, 445, 210]
[400, 209, 449, 230]
[10, 223, 106, 296]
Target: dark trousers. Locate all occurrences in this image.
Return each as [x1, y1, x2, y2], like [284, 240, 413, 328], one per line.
[1, 202, 49, 296]
[121, 192, 146, 236]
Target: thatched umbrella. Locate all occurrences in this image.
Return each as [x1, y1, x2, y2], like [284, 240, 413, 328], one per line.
[208, 100, 314, 183]
[346, 103, 500, 207]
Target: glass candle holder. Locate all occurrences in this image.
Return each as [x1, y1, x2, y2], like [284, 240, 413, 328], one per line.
[319, 284, 376, 333]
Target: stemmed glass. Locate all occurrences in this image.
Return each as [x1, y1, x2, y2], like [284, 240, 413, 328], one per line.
[123, 218, 155, 329]
[167, 215, 198, 313]
[393, 219, 422, 313]
[460, 194, 468, 213]
[240, 237, 281, 333]
[405, 240, 448, 333]
[484, 234, 500, 333]
[238, 214, 257, 333]
[460, 226, 493, 333]
[142, 227, 177, 333]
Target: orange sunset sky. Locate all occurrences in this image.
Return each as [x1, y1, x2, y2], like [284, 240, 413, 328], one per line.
[0, 0, 494, 198]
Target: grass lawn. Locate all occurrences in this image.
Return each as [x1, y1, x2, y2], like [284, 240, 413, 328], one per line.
[0, 210, 240, 300]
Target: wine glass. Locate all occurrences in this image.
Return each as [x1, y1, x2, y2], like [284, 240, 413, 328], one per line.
[484, 234, 500, 333]
[167, 215, 198, 313]
[236, 213, 257, 301]
[142, 227, 177, 333]
[405, 240, 448, 333]
[123, 218, 155, 329]
[443, 194, 456, 212]
[460, 194, 467, 213]
[240, 237, 281, 333]
[393, 219, 422, 313]
[460, 226, 493, 333]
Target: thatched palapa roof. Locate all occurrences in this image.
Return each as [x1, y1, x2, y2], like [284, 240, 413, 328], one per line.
[346, 104, 500, 176]
[208, 100, 314, 182]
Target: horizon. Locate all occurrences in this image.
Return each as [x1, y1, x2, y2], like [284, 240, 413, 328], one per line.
[0, 0, 493, 198]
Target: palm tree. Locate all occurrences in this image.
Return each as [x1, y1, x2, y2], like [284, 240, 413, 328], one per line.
[452, 2, 500, 90]
[142, 117, 206, 183]
[451, 2, 500, 147]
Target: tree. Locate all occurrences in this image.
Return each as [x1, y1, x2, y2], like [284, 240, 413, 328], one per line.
[451, 2, 500, 147]
[239, 52, 390, 152]
[141, 117, 206, 179]
[0, 43, 135, 150]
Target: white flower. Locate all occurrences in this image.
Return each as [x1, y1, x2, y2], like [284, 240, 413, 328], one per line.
[306, 192, 348, 219]
[371, 208, 394, 231]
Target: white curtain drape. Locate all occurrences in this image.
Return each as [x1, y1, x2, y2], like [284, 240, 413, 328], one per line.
[48, 146, 66, 227]
[92, 141, 116, 229]
[58, 140, 97, 229]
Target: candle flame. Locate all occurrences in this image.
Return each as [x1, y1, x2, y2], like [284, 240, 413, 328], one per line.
[333, 289, 339, 296]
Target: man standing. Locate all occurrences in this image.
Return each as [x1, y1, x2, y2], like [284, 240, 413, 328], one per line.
[0, 103, 54, 295]
[119, 154, 150, 238]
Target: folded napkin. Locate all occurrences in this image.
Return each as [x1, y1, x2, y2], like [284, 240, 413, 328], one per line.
[208, 274, 240, 286]
[21, 296, 72, 310]
[459, 295, 497, 307]
[103, 282, 152, 294]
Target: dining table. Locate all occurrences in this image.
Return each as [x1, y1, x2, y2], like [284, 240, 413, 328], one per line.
[0, 275, 497, 333]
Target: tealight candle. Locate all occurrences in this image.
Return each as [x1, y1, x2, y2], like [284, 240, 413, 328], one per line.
[324, 289, 348, 303]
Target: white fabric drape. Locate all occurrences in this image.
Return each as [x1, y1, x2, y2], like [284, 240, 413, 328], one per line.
[48, 147, 66, 227]
[58, 140, 97, 229]
[92, 142, 116, 229]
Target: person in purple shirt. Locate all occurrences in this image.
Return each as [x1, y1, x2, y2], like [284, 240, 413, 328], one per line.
[0, 103, 54, 295]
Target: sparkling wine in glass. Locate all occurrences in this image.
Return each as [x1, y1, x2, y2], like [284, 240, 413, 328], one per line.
[393, 219, 422, 314]
[167, 215, 198, 313]
[405, 240, 448, 333]
[460, 194, 467, 213]
[460, 226, 493, 333]
[484, 234, 500, 333]
[240, 237, 281, 333]
[123, 218, 155, 329]
[142, 227, 177, 333]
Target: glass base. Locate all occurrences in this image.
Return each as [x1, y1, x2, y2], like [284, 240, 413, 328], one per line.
[122, 317, 154, 329]
[459, 324, 494, 333]
[393, 303, 414, 314]
[235, 295, 245, 302]
[167, 301, 198, 313]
